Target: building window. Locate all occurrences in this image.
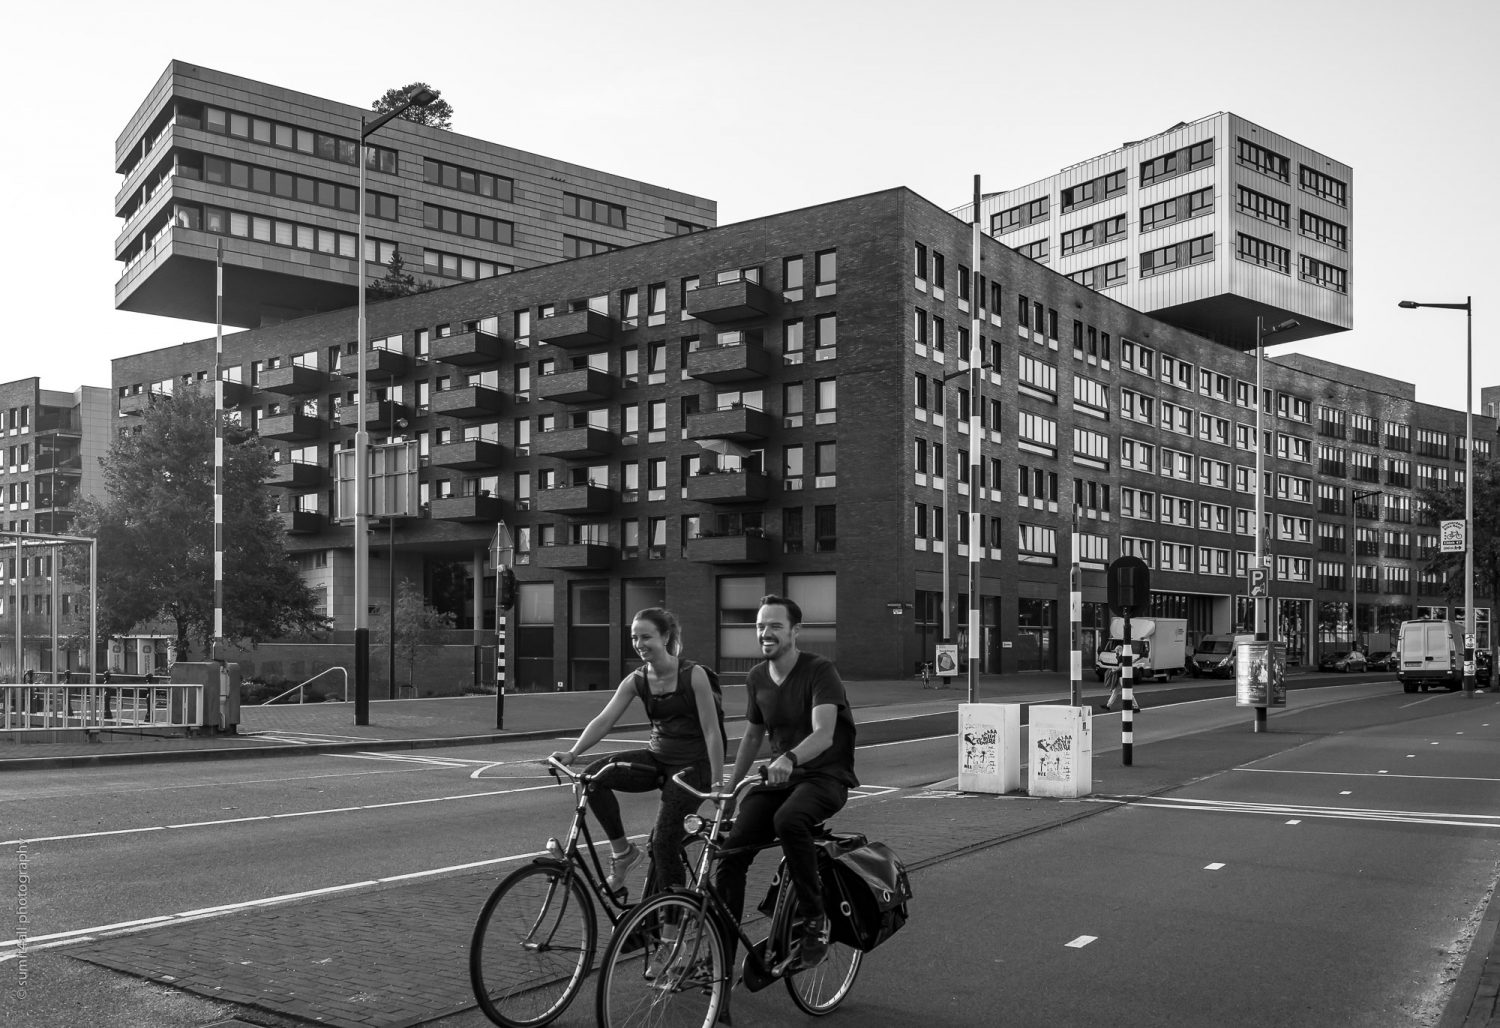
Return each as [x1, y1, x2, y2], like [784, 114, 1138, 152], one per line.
[1236, 138, 1289, 181]
[1236, 186, 1289, 228]
[423, 204, 514, 245]
[1298, 166, 1347, 206]
[1299, 211, 1348, 249]
[814, 505, 837, 552]
[422, 158, 514, 202]
[1235, 233, 1290, 274]
[783, 256, 804, 301]
[1299, 255, 1347, 293]
[563, 192, 626, 228]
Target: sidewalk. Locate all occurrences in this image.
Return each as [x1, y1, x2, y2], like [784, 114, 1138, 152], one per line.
[0, 671, 1114, 770]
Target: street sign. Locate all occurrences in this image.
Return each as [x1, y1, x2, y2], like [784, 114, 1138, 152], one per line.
[1441, 520, 1466, 554]
[1107, 556, 1151, 614]
[1247, 568, 1268, 597]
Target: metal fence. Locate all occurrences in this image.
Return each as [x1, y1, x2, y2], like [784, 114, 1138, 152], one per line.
[0, 684, 204, 732]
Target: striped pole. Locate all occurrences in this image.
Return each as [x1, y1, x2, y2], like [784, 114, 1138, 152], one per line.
[967, 174, 983, 704]
[1120, 616, 1135, 766]
[213, 239, 225, 661]
[1069, 504, 1081, 707]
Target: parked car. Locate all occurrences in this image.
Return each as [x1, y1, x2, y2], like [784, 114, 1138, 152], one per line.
[1364, 650, 1396, 672]
[1319, 650, 1368, 673]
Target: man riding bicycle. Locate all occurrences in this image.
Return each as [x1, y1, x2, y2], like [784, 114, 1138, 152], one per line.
[716, 594, 858, 971]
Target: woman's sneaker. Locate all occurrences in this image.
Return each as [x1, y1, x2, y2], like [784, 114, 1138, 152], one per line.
[606, 841, 642, 893]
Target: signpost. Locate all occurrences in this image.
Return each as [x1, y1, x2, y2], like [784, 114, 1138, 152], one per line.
[489, 523, 513, 730]
[1106, 556, 1150, 766]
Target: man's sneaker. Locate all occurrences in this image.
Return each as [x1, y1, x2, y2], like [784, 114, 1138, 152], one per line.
[606, 842, 641, 893]
[798, 913, 831, 966]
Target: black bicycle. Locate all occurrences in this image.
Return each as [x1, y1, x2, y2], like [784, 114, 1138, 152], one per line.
[595, 768, 862, 1027]
[469, 756, 668, 1028]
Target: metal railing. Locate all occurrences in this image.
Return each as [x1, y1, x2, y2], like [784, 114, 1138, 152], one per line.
[261, 666, 348, 705]
[1, 683, 204, 732]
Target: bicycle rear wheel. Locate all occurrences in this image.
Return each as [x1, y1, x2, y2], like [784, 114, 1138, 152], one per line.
[470, 861, 597, 1028]
[597, 892, 726, 1028]
[779, 877, 862, 1015]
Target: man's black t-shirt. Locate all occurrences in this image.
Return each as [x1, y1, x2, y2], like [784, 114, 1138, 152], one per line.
[745, 651, 858, 788]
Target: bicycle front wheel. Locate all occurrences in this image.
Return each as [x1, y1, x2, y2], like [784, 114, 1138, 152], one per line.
[597, 892, 726, 1028]
[780, 883, 862, 1015]
[470, 861, 597, 1028]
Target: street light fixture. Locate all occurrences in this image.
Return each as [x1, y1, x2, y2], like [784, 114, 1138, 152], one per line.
[1398, 297, 1476, 696]
[354, 86, 436, 726]
[1253, 317, 1300, 641]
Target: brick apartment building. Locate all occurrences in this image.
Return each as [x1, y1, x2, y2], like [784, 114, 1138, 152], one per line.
[111, 187, 1494, 687]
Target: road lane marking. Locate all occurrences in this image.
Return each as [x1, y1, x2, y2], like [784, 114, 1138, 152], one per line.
[1285, 820, 1301, 825]
[1065, 936, 1097, 948]
[1116, 794, 1500, 828]
[0, 781, 897, 961]
[1234, 767, 1500, 783]
[1205, 862, 1225, 870]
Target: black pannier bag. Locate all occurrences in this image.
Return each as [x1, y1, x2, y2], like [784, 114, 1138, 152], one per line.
[756, 832, 913, 952]
[817, 833, 912, 951]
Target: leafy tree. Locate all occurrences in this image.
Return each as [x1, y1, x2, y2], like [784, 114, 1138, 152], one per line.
[366, 246, 436, 303]
[69, 389, 328, 660]
[1418, 457, 1500, 613]
[371, 82, 453, 129]
[371, 577, 454, 691]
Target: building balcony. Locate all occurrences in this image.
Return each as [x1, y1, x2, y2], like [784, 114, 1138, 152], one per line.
[429, 493, 504, 523]
[33, 451, 83, 473]
[536, 309, 614, 349]
[685, 405, 774, 443]
[259, 412, 323, 442]
[117, 390, 162, 417]
[535, 484, 615, 516]
[260, 364, 327, 396]
[363, 347, 409, 381]
[536, 543, 615, 570]
[280, 510, 324, 534]
[533, 426, 617, 460]
[536, 367, 615, 404]
[431, 385, 504, 419]
[430, 439, 505, 470]
[220, 380, 250, 407]
[685, 530, 772, 565]
[338, 399, 410, 431]
[685, 279, 774, 323]
[686, 335, 772, 383]
[269, 461, 324, 489]
[685, 470, 770, 504]
[433, 329, 505, 367]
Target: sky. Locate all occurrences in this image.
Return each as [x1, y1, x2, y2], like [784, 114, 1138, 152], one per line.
[5, 0, 1497, 414]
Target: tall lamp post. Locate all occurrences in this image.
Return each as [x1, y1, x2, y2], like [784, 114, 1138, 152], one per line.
[1253, 317, 1300, 640]
[1350, 488, 1383, 652]
[354, 87, 435, 726]
[1399, 297, 1476, 696]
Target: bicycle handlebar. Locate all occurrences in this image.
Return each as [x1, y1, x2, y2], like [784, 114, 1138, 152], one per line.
[544, 755, 659, 784]
[670, 765, 766, 805]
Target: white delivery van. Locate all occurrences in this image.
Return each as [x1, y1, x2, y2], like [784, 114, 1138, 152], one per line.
[1190, 633, 1258, 678]
[1396, 619, 1464, 693]
[1095, 617, 1187, 681]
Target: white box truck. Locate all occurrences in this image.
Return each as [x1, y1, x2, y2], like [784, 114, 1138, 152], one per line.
[1095, 617, 1187, 681]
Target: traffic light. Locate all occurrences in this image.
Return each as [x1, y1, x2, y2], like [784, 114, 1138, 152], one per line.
[499, 568, 517, 611]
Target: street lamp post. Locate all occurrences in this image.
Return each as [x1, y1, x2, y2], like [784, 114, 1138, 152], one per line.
[1399, 297, 1476, 696]
[1350, 488, 1382, 652]
[354, 87, 435, 726]
[1253, 317, 1300, 641]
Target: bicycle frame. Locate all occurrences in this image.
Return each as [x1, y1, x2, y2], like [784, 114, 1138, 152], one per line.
[543, 757, 652, 922]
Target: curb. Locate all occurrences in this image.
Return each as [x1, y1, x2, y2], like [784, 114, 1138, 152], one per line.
[1440, 869, 1500, 1028]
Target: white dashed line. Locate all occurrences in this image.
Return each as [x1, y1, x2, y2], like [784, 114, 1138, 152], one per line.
[1066, 936, 1097, 948]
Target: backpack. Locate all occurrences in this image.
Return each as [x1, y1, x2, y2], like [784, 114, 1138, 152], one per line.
[632, 658, 727, 751]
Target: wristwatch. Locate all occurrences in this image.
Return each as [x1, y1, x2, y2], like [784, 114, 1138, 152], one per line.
[783, 750, 799, 768]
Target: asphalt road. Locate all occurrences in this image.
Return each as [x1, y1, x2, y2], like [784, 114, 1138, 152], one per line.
[4, 678, 1497, 1027]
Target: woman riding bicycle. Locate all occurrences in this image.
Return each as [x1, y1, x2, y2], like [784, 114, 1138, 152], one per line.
[548, 607, 725, 894]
